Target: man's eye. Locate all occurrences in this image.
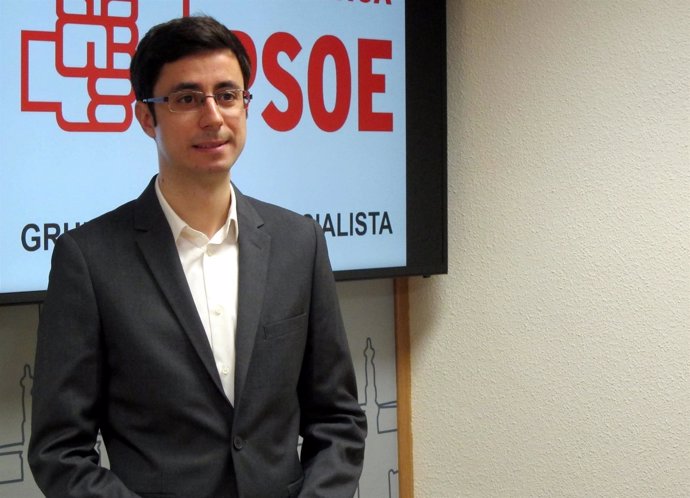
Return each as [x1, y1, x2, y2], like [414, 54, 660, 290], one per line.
[217, 91, 238, 103]
[176, 93, 197, 105]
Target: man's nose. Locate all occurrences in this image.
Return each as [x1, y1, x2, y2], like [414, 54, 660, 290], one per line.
[199, 96, 223, 126]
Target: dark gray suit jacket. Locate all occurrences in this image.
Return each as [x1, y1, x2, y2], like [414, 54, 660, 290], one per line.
[29, 178, 366, 498]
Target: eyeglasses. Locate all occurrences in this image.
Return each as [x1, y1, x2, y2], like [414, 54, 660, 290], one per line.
[142, 88, 252, 113]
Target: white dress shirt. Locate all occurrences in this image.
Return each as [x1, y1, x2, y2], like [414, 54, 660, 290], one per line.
[155, 179, 239, 405]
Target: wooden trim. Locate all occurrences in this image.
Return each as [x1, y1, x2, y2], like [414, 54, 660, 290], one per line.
[394, 277, 414, 497]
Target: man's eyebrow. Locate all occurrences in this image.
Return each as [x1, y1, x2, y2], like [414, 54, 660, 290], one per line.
[214, 81, 242, 91]
[168, 81, 242, 93]
[170, 82, 202, 92]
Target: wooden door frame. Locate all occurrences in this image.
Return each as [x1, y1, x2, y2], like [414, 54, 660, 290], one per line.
[394, 277, 413, 497]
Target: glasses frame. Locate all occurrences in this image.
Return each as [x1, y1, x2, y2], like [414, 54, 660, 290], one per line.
[141, 88, 253, 113]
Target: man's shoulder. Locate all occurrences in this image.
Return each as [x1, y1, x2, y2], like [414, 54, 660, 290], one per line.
[243, 194, 308, 225]
[66, 198, 138, 242]
[238, 195, 314, 230]
[239, 192, 324, 244]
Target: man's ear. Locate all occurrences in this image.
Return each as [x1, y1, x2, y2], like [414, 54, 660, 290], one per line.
[135, 101, 157, 139]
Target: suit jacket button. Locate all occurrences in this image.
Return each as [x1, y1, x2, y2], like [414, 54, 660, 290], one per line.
[233, 436, 245, 450]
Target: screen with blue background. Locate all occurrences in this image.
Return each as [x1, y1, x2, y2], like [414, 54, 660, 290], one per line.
[0, 0, 406, 297]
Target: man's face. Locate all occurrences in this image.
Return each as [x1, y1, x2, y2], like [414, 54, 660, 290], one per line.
[135, 49, 247, 182]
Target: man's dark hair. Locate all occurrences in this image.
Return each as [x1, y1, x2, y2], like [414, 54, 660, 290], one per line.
[130, 15, 252, 102]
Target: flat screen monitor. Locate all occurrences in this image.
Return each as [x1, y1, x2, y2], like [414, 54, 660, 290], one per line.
[0, 0, 446, 305]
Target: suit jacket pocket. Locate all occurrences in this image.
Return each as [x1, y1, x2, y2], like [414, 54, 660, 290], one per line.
[263, 312, 307, 340]
[247, 314, 308, 388]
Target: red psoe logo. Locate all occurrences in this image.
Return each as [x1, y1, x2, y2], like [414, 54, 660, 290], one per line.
[21, 0, 139, 132]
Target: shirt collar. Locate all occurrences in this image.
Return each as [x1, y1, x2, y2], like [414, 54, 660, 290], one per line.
[155, 176, 239, 245]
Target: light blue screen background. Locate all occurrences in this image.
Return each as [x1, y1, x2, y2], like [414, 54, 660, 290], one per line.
[0, 0, 406, 294]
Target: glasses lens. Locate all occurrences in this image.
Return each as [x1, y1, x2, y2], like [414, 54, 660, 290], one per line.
[169, 91, 201, 112]
[166, 89, 248, 112]
[215, 89, 242, 109]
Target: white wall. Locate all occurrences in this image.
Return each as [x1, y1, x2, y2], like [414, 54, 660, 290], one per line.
[410, 1, 689, 496]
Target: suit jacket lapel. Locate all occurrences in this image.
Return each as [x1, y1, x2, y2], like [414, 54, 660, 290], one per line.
[133, 178, 226, 399]
[234, 187, 270, 407]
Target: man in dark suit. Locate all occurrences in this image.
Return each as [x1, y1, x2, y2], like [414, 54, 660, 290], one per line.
[29, 16, 366, 498]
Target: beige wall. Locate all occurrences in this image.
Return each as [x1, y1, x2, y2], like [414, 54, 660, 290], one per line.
[409, 1, 689, 496]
